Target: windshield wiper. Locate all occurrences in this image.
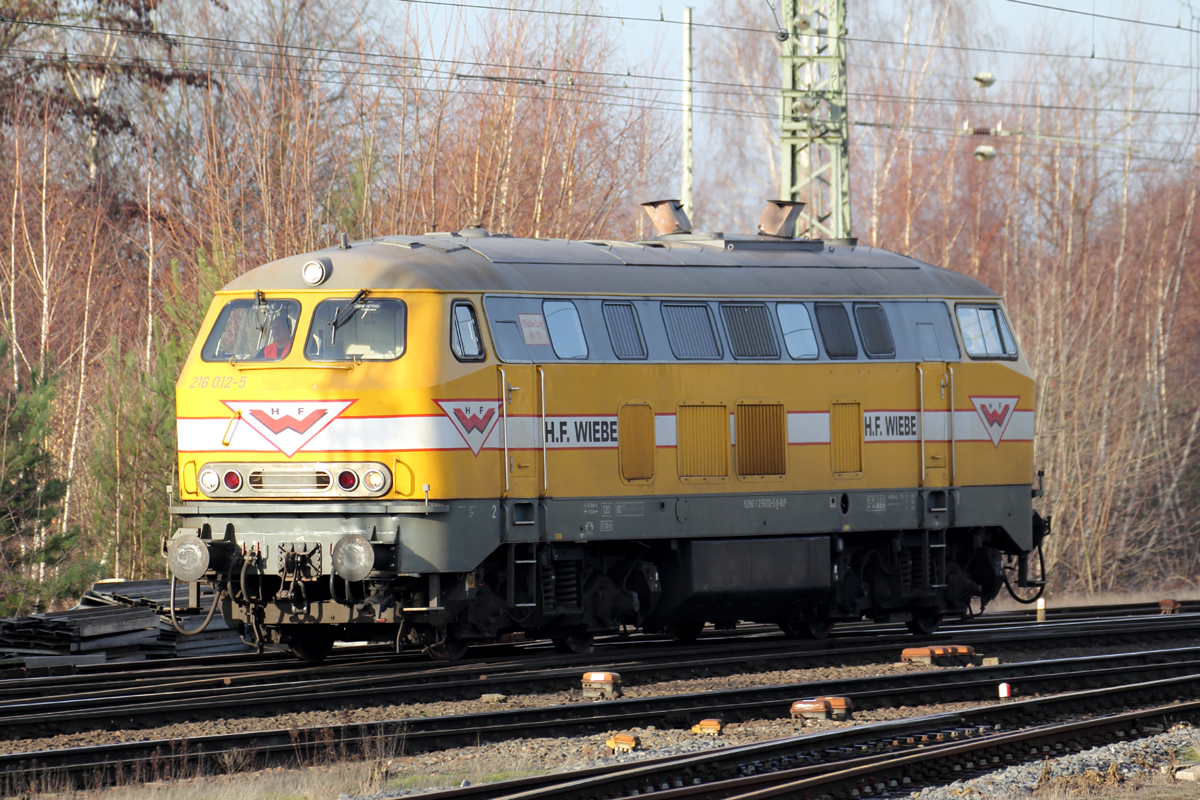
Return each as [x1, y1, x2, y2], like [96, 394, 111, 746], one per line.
[253, 290, 269, 349]
[330, 289, 369, 345]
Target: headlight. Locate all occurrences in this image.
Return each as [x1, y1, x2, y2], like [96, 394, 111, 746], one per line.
[331, 534, 374, 582]
[363, 468, 386, 492]
[301, 260, 327, 285]
[168, 534, 210, 582]
[198, 469, 220, 494]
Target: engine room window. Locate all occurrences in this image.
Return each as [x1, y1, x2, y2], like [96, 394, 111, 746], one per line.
[663, 303, 722, 359]
[202, 297, 301, 362]
[450, 301, 485, 361]
[305, 296, 406, 361]
[776, 303, 819, 360]
[721, 304, 780, 359]
[603, 302, 647, 359]
[814, 303, 858, 359]
[854, 304, 895, 358]
[956, 305, 1018, 359]
[543, 300, 588, 359]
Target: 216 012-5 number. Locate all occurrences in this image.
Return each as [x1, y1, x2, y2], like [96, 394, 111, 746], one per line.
[189, 376, 247, 389]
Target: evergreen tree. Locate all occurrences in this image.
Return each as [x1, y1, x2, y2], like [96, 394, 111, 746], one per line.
[0, 341, 89, 616]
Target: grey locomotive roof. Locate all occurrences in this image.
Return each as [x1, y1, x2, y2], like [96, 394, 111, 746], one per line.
[223, 232, 1001, 299]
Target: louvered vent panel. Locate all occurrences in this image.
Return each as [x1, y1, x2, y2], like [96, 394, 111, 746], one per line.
[722, 305, 780, 359]
[830, 401, 863, 474]
[736, 404, 786, 476]
[677, 405, 728, 478]
[618, 404, 656, 481]
[603, 303, 647, 359]
[662, 304, 721, 359]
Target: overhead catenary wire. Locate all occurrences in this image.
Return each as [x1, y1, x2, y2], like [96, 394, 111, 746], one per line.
[2, 11, 1199, 164]
[11, 7, 1200, 92]
[7, 42, 1200, 130]
[4, 45, 1197, 163]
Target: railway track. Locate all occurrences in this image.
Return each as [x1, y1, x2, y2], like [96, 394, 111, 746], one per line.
[6, 637, 1200, 791]
[4, 611, 1200, 737]
[415, 702, 1188, 800]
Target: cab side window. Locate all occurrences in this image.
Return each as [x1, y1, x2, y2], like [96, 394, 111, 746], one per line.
[450, 300, 485, 361]
[776, 303, 819, 360]
[956, 305, 1018, 359]
[543, 300, 588, 359]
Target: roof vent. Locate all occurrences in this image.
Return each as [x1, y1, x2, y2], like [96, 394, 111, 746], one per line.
[458, 227, 490, 238]
[640, 199, 692, 236]
[757, 200, 806, 238]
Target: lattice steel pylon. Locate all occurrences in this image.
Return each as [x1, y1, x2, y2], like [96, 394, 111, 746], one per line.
[779, 0, 851, 239]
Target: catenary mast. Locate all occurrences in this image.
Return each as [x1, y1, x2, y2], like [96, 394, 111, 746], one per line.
[779, 0, 851, 239]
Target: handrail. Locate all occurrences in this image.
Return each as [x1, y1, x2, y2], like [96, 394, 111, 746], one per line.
[917, 365, 926, 485]
[499, 367, 510, 495]
[948, 366, 956, 485]
[538, 366, 547, 495]
[221, 410, 242, 447]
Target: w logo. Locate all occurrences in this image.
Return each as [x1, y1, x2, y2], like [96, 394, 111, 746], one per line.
[970, 396, 1020, 447]
[453, 408, 496, 434]
[978, 403, 1011, 428]
[436, 400, 502, 456]
[224, 400, 355, 457]
[250, 409, 327, 435]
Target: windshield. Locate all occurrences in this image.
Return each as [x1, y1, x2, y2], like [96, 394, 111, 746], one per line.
[305, 297, 407, 361]
[201, 298, 300, 362]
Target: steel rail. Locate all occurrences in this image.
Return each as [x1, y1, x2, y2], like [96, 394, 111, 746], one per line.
[7, 643, 1200, 790]
[5, 614, 1200, 738]
[386, 678, 1200, 800]
[5, 605, 1195, 704]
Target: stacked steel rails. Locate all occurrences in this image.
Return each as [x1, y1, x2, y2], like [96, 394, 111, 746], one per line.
[4, 607, 1200, 792]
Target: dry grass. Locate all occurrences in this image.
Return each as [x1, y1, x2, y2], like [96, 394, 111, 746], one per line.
[1029, 770, 1200, 800]
[26, 760, 546, 800]
[986, 588, 1200, 614]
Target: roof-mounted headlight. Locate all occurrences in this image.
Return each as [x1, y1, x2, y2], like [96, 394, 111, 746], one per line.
[302, 260, 328, 286]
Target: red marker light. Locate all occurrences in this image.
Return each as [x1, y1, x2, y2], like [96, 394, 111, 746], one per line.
[223, 470, 242, 491]
[338, 470, 358, 491]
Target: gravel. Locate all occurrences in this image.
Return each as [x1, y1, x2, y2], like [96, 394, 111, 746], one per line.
[339, 700, 997, 799]
[10, 637, 1196, 756]
[915, 724, 1200, 799]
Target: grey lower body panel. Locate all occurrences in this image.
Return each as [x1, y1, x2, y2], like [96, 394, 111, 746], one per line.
[541, 484, 1032, 551]
[173, 484, 1031, 577]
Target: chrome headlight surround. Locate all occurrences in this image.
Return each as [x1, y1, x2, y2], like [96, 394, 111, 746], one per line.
[301, 260, 328, 286]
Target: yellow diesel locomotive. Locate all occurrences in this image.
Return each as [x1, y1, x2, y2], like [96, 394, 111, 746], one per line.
[167, 201, 1046, 661]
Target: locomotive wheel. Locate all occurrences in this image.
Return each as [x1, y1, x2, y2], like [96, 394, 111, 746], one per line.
[427, 638, 470, 662]
[665, 622, 705, 643]
[552, 630, 595, 655]
[288, 629, 336, 664]
[779, 618, 834, 640]
[906, 610, 943, 636]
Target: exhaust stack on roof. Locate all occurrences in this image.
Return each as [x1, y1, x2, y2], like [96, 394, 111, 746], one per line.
[757, 200, 806, 238]
[641, 199, 692, 236]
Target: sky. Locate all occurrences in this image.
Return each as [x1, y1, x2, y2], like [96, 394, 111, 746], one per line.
[391, 0, 1200, 227]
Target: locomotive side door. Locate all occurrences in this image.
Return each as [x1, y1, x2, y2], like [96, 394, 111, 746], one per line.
[917, 362, 951, 488]
[498, 364, 542, 499]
